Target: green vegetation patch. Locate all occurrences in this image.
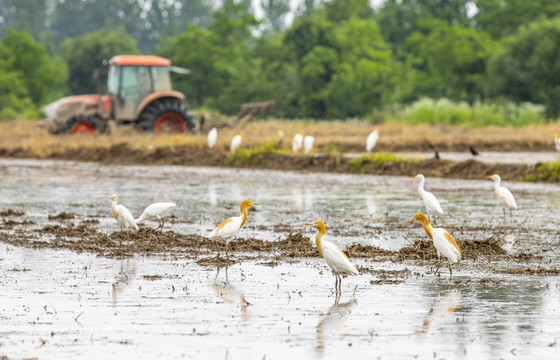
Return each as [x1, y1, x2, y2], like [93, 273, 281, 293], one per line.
[349, 152, 417, 172]
[225, 142, 281, 166]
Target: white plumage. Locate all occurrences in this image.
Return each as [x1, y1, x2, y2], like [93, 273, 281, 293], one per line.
[554, 133, 560, 152]
[305, 220, 358, 292]
[109, 194, 138, 231]
[209, 200, 260, 259]
[303, 135, 314, 154]
[411, 174, 444, 218]
[136, 202, 176, 230]
[487, 174, 517, 215]
[208, 127, 218, 149]
[366, 129, 379, 152]
[292, 132, 303, 153]
[230, 133, 242, 153]
[409, 212, 461, 278]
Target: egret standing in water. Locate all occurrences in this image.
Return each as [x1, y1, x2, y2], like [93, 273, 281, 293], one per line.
[230, 132, 242, 153]
[304, 220, 359, 293]
[304, 135, 314, 155]
[109, 194, 138, 232]
[366, 129, 379, 152]
[136, 202, 176, 231]
[410, 174, 444, 223]
[207, 127, 218, 149]
[208, 200, 260, 260]
[293, 132, 303, 153]
[486, 174, 517, 219]
[409, 212, 461, 278]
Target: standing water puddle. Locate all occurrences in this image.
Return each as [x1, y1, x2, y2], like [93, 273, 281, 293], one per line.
[1, 159, 560, 358]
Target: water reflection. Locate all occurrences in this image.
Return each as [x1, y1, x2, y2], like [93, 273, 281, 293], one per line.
[112, 258, 136, 307]
[417, 286, 461, 335]
[316, 296, 357, 357]
[211, 266, 249, 321]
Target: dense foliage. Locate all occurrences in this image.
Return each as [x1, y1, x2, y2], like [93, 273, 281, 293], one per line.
[1, 0, 560, 123]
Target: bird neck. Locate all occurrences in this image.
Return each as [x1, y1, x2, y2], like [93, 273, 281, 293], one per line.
[239, 203, 249, 228]
[419, 218, 434, 239]
[493, 180, 501, 190]
[314, 226, 326, 256]
[417, 177, 425, 193]
[111, 200, 119, 219]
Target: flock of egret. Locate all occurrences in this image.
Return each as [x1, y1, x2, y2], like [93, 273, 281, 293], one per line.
[206, 127, 381, 155]
[106, 127, 528, 290]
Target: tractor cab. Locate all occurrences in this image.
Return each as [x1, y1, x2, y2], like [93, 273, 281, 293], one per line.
[43, 55, 196, 135]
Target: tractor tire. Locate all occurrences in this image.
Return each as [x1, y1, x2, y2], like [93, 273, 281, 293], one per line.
[65, 115, 100, 135]
[138, 99, 197, 135]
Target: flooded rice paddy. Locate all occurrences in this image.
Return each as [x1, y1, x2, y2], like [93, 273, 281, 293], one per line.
[1, 158, 560, 359]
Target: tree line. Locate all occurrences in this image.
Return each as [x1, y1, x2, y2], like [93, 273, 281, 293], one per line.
[1, 0, 560, 121]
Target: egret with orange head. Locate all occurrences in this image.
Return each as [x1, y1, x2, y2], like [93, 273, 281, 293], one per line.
[109, 194, 138, 232]
[409, 212, 461, 278]
[304, 220, 359, 292]
[209, 199, 260, 260]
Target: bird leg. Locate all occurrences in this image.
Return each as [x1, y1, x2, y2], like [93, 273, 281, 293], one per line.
[434, 259, 442, 277]
[225, 242, 230, 261]
[213, 239, 221, 259]
[448, 264, 453, 279]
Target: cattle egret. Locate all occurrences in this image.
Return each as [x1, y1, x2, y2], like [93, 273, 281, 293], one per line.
[293, 132, 303, 153]
[208, 127, 218, 149]
[209, 200, 260, 260]
[304, 220, 359, 292]
[304, 135, 314, 154]
[470, 146, 480, 157]
[109, 194, 138, 232]
[230, 132, 242, 153]
[410, 174, 444, 222]
[486, 174, 517, 219]
[366, 129, 379, 152]
[409, 212, 461, 278]
[554, 133, 560, 152]
[136, 202, 176, 231]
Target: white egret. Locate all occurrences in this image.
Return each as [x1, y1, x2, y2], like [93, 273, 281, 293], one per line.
[135, 202, 176, 231]
[366, 129, 379, 152]
[230, 132, 242, 153]
[410, 174, 444, 222]
[554, 133, 560, 152]
[209, 199, 260, 260]
[486, 174, 517, 218]
[304, 135, 314, 155]
[208, 127, 218, 149]
[292, 132, 303, 153]
[109, 194, 138, 232]
[304, 220, 359, 292]
[409, 212, 461, 278]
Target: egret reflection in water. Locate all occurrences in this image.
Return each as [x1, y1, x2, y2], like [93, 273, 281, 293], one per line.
[316, 296, 358, 357]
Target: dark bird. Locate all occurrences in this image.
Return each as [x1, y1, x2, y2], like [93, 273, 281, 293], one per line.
[434, 151, 440, 160]
[469, 146, 480, 157]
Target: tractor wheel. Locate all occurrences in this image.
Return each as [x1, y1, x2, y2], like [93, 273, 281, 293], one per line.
[138, 99, 197, 135]
[65, 115, 99, 135]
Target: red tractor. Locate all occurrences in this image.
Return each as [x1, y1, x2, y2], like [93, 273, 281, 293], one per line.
[43, 55, 197, 135]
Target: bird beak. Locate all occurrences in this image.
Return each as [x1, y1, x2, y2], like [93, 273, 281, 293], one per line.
[304, 223, 310, 226]
[485, 176, 492, 179]
[252, 202, 261, 206]
[409, 176, 417, 179]
[408, 219, 415, 224]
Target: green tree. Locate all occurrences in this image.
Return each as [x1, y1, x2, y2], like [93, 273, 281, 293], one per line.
[1, 30, 66, 106]
[0, 45, 35, 119]
[375, 0, 473, 55]
[158, 0, 259, 112]
[474, 0, 560, 39]
[404, 19, 493, 103]
[285, 2, 398, 118]
[487, 18, 560, 118]
[61, 27, 138, 95]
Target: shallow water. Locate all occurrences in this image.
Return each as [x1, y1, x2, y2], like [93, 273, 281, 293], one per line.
[346, 151, 559, 164]
[1, 159, 560, 358]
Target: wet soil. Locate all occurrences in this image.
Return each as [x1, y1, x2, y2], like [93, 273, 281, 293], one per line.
[0, 144, 551, 181]
[0, 212, 550, 275]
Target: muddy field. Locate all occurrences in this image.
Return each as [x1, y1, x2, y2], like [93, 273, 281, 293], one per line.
[1, 159, 560, 358]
